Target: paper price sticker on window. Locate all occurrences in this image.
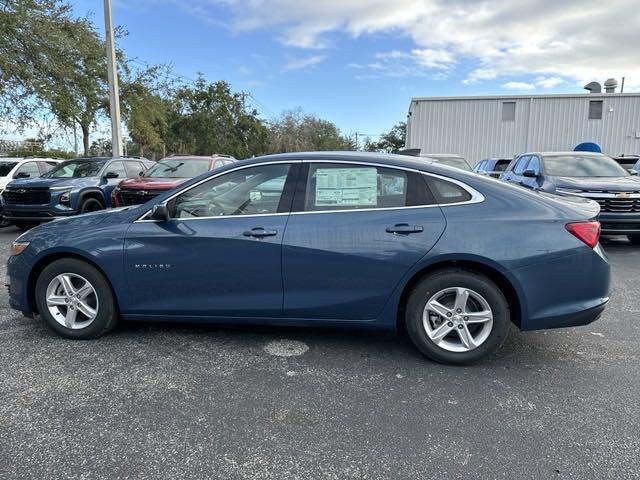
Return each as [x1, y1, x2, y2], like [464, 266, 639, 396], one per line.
[315, 167, 377, 207]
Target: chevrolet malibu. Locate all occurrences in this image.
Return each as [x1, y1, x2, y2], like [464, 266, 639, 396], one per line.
[6, 152, 610, 364]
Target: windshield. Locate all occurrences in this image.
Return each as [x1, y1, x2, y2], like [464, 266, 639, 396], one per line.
[145, 158, 211, 178]
[543, 155, 629, 177]
[0, 162, 19, 176]
[44, 159, 107, 178]
[435, 157, 472, 171]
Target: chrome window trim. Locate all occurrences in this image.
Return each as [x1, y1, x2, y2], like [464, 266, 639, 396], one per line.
[134, 158, 484, 223]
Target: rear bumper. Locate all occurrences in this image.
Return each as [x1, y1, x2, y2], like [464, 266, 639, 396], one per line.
[510, 245, 611, 331]
[599, 212, 640, 234]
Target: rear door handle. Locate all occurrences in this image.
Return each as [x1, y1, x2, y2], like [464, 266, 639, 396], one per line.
[243, 227, 278, 238]
[386, 223, 424, 234]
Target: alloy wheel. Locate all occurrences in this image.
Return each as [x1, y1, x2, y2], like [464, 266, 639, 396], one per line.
[45, 273, 99, 329]
[423, 287, 493, 352]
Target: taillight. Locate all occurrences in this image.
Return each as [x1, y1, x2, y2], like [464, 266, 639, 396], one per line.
[565, 221, 600, 248]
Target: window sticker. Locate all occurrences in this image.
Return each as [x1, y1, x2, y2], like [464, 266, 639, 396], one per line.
[315, 167, 377, 207]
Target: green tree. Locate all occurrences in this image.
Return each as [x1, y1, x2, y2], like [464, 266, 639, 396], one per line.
[364, 122, 406, 153]
[0, 0, 109, 155]
[268, 108, 354, 153]
[164, 76, 268, 158]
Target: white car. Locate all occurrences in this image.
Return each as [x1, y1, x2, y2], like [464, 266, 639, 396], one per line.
[0, 157, 61, 192]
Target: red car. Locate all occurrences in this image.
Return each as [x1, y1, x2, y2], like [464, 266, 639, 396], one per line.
[111, 154, 236, 207]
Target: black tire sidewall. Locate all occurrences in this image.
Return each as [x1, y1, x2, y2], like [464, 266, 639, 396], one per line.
[80, 198, 104, 214]
[405, 269, 510, 365]
[35, 258, 118, 339]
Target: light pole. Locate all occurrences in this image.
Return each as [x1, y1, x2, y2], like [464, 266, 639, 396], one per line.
[103, 0, 123, 158]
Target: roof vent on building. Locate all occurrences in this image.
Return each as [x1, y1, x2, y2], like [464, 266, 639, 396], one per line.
[604, 78, 618, 93]
[584, 81, 602, 94]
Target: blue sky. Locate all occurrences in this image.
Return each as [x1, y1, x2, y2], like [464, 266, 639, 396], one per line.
[68, 0, 639, 140]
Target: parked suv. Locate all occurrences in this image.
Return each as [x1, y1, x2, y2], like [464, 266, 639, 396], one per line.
[2, 156, 154, 229]
[501, 151, 640, 241]
[111, 154, 235, 207]
[473, 158, 512, 178]
[0, 157, 62, 227]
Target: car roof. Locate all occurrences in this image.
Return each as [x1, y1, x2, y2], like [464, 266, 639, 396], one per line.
[238, 151, 457, 173]
[520, 151, 608, 157]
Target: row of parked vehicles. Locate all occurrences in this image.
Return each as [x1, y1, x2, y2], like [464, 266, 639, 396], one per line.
[0, 154, 236, 230]
[398, 149, 640, 244]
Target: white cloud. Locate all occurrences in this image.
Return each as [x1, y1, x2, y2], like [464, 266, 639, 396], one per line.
[535, 76, 565, 88]
[501, 81, 535, 90]
[176, 0, 640, 89]
[282, 55, 327, 72]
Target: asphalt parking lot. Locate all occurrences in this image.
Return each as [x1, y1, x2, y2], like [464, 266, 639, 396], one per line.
[0, 228, 638, 480]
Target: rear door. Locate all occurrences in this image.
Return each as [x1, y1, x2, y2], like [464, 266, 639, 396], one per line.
[281, 161, 446, 320]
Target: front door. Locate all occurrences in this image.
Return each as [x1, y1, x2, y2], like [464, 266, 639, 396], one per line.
[282, 162, 446, 320]
[123, 162, 297, 317]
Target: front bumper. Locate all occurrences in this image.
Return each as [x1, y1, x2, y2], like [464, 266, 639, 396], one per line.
[599, 212, 640, 235]
[3, 206, 78, 222]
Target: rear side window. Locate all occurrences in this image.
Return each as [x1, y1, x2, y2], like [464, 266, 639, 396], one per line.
[37, 161, 57, 174]
[299, 163, 435, 212]
[427, 177, 472, 204]
[494, 160, 510, 172]
[124, 161, 144, 177]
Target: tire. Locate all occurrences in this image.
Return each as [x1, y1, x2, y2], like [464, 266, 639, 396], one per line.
[79, 197, 104, 214]
[13, 221, 39, 231]
[627, 234, 640, 245]
[35, 258, 119, 339]
[404, 268, 510, 365]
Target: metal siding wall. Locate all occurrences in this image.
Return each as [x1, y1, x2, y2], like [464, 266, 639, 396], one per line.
[407, 96, 640, 165]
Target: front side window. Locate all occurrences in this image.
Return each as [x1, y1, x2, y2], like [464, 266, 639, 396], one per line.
[513, 156, 530, 175]
[104, 161, 127, 178]
[543, 154, 629, 177]
[14, 161, 41, 178]
[303, 164, 408, 211]
[526, 156, 541, 174]
[146, 158, 211, 178]
[45, 160, 107, 178]
[170, 164, 291, 218]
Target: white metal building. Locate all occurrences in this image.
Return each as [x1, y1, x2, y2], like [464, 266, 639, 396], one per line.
[405, 92, 640, 165]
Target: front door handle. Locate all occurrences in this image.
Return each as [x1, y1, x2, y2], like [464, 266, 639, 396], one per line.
[386, 223, 424, 234]
[243, 227, 278, 238]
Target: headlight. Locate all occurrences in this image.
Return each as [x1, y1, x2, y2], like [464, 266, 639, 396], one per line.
[59, 190, 71, 205]
[10, 241, 30, 256]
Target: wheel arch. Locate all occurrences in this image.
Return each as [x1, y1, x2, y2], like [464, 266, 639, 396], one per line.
[396, 258, 523, 331]
[77, 189, 106, 209]
[26, 251, 119, 314]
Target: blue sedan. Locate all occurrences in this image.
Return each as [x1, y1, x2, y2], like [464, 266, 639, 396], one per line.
[6, 152, 610, 364]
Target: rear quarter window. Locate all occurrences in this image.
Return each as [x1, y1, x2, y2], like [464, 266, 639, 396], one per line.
[427, 177, 472, 204]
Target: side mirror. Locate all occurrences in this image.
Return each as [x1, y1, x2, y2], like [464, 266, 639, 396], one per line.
[14, 172, 30, 179]
[104, 171, 119, 179]
[522, 169, 539, 178]
[150, 203, 169, 221]
[631, 170, 638, 176]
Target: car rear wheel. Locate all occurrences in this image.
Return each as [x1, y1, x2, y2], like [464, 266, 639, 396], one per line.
[80, 197, 104, 214]
[405, 268, 510, 365]
[35, 258, 118, 339]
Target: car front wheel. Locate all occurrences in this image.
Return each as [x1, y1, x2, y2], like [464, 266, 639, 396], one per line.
[405, 268, 510, 365]
[35, 258, 118, 339]
[80, 197, 104, 214]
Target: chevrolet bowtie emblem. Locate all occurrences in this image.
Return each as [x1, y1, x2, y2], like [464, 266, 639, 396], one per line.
[616, 192, 631, 198]
[137, 190, 148, 196]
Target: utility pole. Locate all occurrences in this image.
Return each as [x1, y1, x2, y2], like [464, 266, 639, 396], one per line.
[104, 0, 123, 158]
